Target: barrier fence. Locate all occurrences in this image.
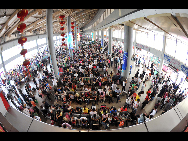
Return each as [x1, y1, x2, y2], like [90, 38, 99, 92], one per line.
[1, 97, 188, 132]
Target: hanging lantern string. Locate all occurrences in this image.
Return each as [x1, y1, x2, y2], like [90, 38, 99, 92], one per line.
[17, 9, 30, 72]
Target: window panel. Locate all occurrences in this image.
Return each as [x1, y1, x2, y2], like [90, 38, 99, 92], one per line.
[24, 40, 37, 50]
[153, 33, 163, 51]
[37, 38, 46, 45]
[165, 37, 176, 57]
[5, 56, 24, 72]
[2, 45, 21, 62]
[25, 49, 38, 59]
[176, 40, 188, 64]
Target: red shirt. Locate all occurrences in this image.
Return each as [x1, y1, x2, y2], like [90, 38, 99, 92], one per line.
[145, 94, 149, 101]
[121, 107, 127, 111]
[147, 90, 151, 94]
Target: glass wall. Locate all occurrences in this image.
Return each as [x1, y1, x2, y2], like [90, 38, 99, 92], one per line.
[1, 35, 63, 74]
[5, 56, 24, 72]
[2, 45, 21, 62]
[176, 39, 188, 65]
[165, 36, 177, 57]
[24, 40, 37, 50]
[136, 31, 163, 51]
[37, 38, 46, 45]
[153, 33, 163, 51]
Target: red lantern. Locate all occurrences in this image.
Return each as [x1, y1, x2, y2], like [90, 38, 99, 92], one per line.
[72, 33, 74, 36]
[59, 21, 65, 26]
[17, 23, 26, 33]
[17, 9, 28, 22]
[71, 26, 75, 29]
[18, 36, 27, 46]
[71, 22, 74, 25]
[62, 38, 65, 41]
[62, 43, 65, 46]
[60, 27, 65, 31]
[61, 33, 65, 37]
[59, 15, 65, 20]
[20, 49, 27, 57]
[23, 59, 30, 66]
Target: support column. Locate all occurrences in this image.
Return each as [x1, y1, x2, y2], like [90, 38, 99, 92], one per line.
[101, 29, 104, 47]
[0, 52, 7, 75]
[97, 30, 99, 42]
[108, 28, 112, 54]
[67, 16, 73, 59]
[74, 21, 78, 50]
[46, 9, 59, 79]
[158, 33, 166, 74]
[133, 30, 136, 55]
[93, 31, 96, 41]
[36, 39, 39, 53]
[122, 25, 133, 79]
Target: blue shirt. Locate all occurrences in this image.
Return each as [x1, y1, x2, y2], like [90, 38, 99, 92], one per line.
[110, 110, 117, 114]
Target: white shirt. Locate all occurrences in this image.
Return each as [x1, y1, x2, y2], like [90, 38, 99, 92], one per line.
[34, 65, 37, 70]
[138, 77, 141, 84]
[89, 64, 92, 68]
[94, 60, 97, 64]
[90, 111, 97, 116]
[34, 116, 41, 121]
[134, 101, 140, 109]
[74, 73, 78, 78]
[126, 97, 132, 104]
[53, 79, 57, 86]
[112, 83, 117, 91]
[123, 81, 126, 86]
[150, 109, 157, 116]
[23, 108, 30, 116]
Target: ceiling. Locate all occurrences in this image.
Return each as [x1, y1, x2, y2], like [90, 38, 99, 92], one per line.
[102, 11, 188, 43]
[123, 13, 188, 42]
[0, 9, 99, 42]
[1, 9, 188, 44]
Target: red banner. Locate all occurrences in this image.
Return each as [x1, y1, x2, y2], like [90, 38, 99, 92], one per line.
[0, 92, 10, 111]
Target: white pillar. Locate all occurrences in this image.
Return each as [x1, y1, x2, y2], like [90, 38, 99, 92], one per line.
[46, 9, 59, 79]
[108, 28, 112, 54]
[97, 30, 99, 42]
[101, 29, 104, 47]
[122, 25, 133, 79]
[74, 21, 78, 50]
[158, 33, 166, 74]
[67, 16, 73, 59]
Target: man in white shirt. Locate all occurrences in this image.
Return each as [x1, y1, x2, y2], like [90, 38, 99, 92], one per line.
[90, 109, 97, 116]
[111, 82, 117, 91]
[89, 63, 92, 69]
[74, 72, 78, 78]
[133, 100, 140, 113]
[122, 80, 126, 92]
[52, 78, 57, 87]
[149, 107, 157, 119]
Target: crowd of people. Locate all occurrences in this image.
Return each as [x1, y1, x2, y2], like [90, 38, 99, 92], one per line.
[0, 38, 187, 130]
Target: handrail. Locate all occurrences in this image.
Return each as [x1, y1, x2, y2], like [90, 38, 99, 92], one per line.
[2, 97, 188, 132]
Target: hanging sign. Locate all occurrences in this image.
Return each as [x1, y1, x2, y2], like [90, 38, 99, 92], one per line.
[122, 51, 128, 70]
